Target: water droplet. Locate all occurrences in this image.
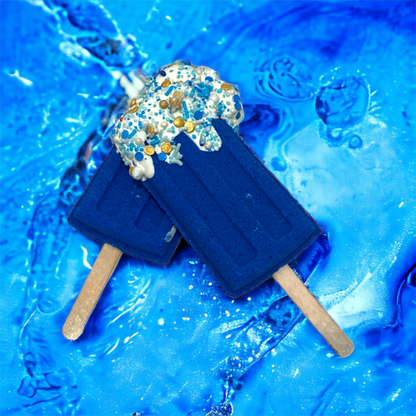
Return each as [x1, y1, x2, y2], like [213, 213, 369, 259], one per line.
[348, 134, 363, 149]
[315, 75, 370, 128]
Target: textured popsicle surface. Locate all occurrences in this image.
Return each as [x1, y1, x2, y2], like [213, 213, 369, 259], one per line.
[144, 118, 322, 296]
[68, 146, 181, 265]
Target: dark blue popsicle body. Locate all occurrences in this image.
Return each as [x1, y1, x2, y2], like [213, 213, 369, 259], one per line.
[68, 146, 182, 265]
[144, 118, 322, 297]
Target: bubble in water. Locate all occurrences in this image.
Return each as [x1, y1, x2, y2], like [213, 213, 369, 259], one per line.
[315, 75, 370, 128]
[271, 156, 287, 172]
[258, 56, 316, 101]
[326, 127, 345, 143]
[348, 134, 363, 149]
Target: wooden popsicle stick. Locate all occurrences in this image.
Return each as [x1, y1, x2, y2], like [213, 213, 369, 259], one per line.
[273, 265, 354, 358]
[63, 243, 123, 341]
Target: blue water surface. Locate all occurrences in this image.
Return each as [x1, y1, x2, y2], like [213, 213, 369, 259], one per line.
[0, 1, 415, 415]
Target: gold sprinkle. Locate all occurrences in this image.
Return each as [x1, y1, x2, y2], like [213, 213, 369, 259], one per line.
[129, 166, 135, 177]
[169, 97, 182, 110]
[161, 79, 171, 88]
[161, 142, 172, 154]
[128, 105, 138, 113]
[173, 117, 185, 128]
[173, 90, 185, 100]
[147, 125, 155, 135]
[144, 145, 155, 156]
[184, 121, 195, 133]
[221, 83, 232, 91]
[159, 100, 168, 109]
[130, 98, 137, 107]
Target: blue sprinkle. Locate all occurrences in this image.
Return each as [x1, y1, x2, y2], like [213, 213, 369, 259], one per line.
[117, 112, 124, 119]
[128, 128, 137, 138]
[154, 86, 161, 92]
[183, 101, 189, 119]
[234, 102, 242, 111]
[194, 86, 201, 92]
[151, 138, 160, 145]
[205, 76, 213, 82]
[194, 110, 203, 120]
[183, 60, 192, 66]
[190, 88, 196, 97]
[233, 94, 240, 102]
[135, 152, 144, 161]
[192, 134, 196, 139]
[139, 121, 142, 129]
[165, 86, 174, 96]
[159, 70, 166, 76]
[158, 153, 167, 161]
[121, 130, 129, 139]
[236, 111, 241, 120]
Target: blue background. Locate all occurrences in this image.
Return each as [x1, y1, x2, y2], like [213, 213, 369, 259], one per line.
[1, 1, 415, 415]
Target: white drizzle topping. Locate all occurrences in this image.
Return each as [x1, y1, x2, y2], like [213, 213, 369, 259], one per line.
[110, 60, 244, 180]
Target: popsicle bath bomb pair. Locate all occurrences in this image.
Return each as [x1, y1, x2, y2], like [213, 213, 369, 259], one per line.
[64, 60, 354, 357]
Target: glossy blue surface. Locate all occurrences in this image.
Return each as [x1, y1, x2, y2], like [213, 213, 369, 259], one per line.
[1, 1, 415, 415]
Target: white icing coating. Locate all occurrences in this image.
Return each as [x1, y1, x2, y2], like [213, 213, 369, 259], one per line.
[110, 60, 244, 180]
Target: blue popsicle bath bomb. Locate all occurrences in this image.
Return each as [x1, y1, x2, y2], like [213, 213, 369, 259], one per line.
[68, 146, 181, 266]
[110, 60, 321, 296]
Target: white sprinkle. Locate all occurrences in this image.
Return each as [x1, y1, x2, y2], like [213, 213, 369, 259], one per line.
[158, 318, 164, 326]
[399, 201, 404, 208]
[189, 285, 193, 290]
